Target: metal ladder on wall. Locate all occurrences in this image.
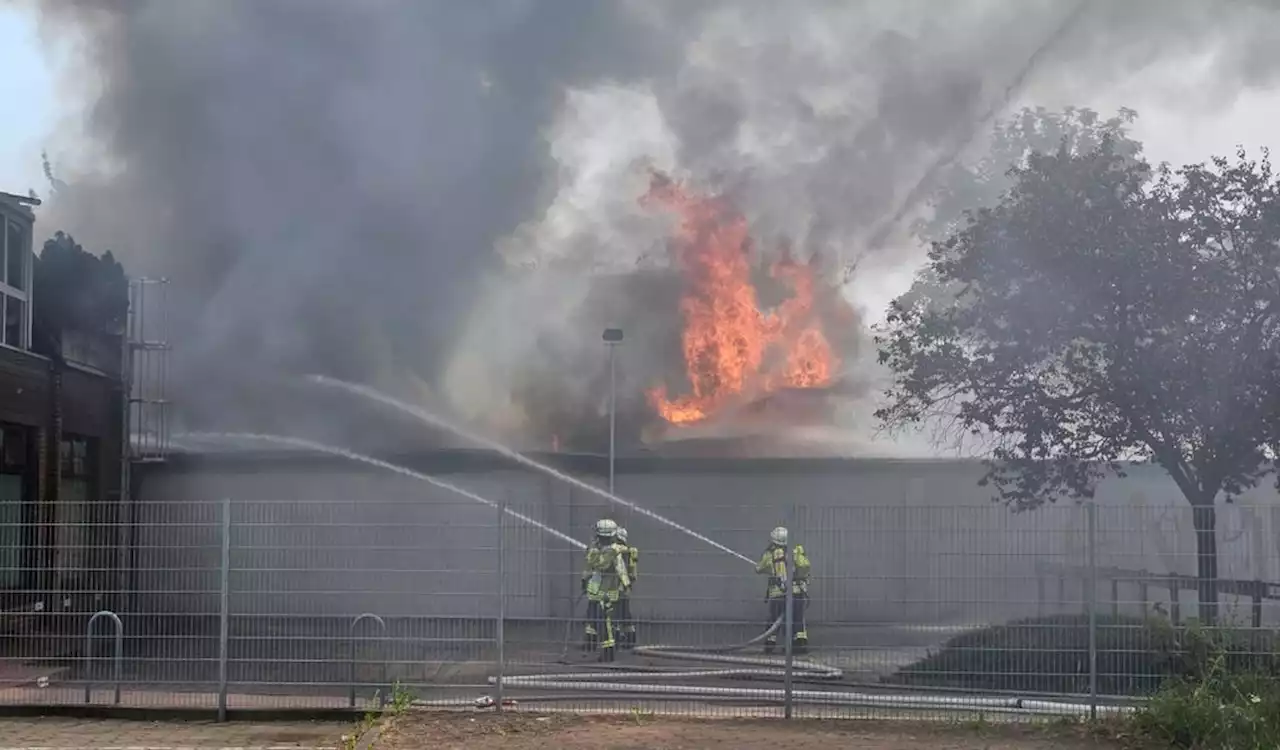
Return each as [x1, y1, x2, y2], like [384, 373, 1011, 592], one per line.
[115, 278, 171, 616]
[125, 278, 171, 461]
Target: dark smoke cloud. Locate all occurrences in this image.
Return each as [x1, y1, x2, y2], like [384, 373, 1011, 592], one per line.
[32, 0, 692, 444]
[30, 0, 1280, 453]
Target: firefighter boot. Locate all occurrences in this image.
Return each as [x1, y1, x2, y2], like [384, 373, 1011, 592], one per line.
[599, 646, 616, 663]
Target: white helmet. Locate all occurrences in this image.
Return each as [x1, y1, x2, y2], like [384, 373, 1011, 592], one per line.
[616, 527, 628, 543]
[770, 526, 788, 546]
[595, 518, 618, 538]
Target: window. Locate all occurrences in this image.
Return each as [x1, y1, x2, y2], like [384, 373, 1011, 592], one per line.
[1, 425, 28, 473]
[0, 424, 33, 591]
[0, 213, 30, 350]
[4, 218, 24, 291]
[59, 437, 90, 477]
[3, 296, 23, 348]
[0, 475, 23, 589]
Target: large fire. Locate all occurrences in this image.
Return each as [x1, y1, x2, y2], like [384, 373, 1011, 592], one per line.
[643, 173, 840, 425]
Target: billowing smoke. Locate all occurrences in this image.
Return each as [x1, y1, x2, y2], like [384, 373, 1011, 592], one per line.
[33, 0, 692, 447]
[30, 0, 1280, 454]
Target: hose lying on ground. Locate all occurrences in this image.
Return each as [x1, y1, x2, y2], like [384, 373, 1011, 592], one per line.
[556, 593, 836, 677]
[502, 597, 1131, 718]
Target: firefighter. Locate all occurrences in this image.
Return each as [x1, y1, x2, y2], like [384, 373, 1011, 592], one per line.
[580, 518, 615, 651]
[591, 520, 632, 661]
[756, 526, 810, 654]
[582, 519, 631, 660]
[616, 527, 639, 649]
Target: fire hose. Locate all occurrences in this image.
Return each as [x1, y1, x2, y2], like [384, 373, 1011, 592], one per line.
[481, 594, 1130, 717]
[553, 591, 838, 678]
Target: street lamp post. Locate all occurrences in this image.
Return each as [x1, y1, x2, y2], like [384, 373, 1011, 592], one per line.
[602, 328, 624, 494]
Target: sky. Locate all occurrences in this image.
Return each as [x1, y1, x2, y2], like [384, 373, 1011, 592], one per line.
[0, 5, 55, 196]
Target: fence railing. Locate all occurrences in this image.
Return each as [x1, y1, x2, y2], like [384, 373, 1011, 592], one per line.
[2, 495, 1279, 722]
[1036, 560, 1280, 627]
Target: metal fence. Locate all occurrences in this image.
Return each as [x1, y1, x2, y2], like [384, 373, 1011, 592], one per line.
[3, 494, 1280, 721]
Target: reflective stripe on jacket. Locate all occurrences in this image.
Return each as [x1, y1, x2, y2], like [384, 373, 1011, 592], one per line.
[586, 542, 632, 596]
[582, 543, 603, 599]
[755, 543, 810, 599]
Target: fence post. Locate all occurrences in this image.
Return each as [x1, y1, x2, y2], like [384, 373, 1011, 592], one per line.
[1086, 501, 1098, 721]
[495, 497, 506, 712]
[217, 497, 231, 722]
[782, 503, 795, 720]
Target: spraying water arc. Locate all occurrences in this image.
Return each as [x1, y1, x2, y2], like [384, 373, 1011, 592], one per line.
[293, 380, 846, 688]
[175, 431, 587, 550]
[176, 429, 802, 666]
[304, 374, 757, 565]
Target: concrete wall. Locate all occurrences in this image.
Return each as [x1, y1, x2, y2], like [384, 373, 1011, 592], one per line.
[130, 453, 1280, 629]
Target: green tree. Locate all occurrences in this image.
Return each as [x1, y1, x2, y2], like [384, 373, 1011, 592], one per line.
[32, 231, 129, 360]
[876, 140, 1280, 624]
[899, 107, 1142, 313]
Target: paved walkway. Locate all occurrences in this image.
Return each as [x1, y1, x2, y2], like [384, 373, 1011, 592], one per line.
[0, 718, 346, 749]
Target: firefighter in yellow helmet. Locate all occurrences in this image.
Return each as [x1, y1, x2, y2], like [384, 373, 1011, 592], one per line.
[580, 518, 631, 661]
[580, 518, 612, 651]
[756, 526, 810, 654]
[616, 527, 639, 649]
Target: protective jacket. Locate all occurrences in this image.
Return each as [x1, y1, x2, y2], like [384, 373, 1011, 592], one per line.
[581, 542, 599, 599]
[584, 541, 631, 601]
[623, 543, 639, 583]
[756, 543, 810, 599]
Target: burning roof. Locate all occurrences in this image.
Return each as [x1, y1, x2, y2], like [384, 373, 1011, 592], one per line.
[640, 171, 856, 428]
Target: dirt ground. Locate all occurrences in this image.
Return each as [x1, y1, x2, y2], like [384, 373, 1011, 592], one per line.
[374, 712, 1138, 750]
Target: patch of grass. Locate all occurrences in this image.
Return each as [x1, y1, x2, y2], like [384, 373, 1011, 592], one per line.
[340, 682, 417, 749]
[1129, 644, 1280, 749]
[342, 704, 381, 750]
[629, 706, 655, 724]
[888, 614, 1280, 696]
[389, 681, 416, 716]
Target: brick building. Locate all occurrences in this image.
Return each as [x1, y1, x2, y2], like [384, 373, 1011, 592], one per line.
[0, 191, 125, 618]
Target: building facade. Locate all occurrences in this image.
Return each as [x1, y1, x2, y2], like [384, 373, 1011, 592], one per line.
[0, 192, 125, 621]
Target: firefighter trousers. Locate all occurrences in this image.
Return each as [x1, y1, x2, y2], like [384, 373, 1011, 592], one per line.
[764, 594, 808, 645]
[584, 597, 619, 649]
[616, 594, 635, 647]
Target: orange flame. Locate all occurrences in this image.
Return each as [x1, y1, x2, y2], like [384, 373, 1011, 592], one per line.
[642, 173, 839, 425]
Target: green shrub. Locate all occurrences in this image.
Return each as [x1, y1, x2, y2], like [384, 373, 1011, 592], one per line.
[888, 614, 1280, 696]
[1132, 650, 1280, 748]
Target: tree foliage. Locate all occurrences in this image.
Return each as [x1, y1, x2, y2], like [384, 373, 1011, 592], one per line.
[32, 231, 129, 359]
[918, 106, 1141, 243]
[899, 107, 1143, 314]
[876, 139, 1280, 622]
